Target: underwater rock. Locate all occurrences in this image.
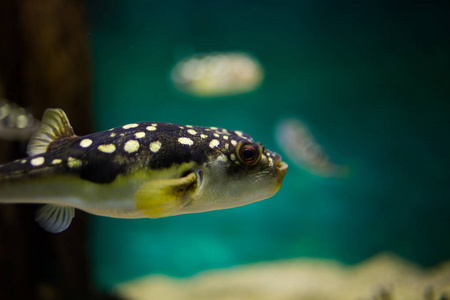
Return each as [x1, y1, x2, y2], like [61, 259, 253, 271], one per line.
[114, 253, 450, 300]
[171, 52, 264, 98]
[276, 118, 347, 177]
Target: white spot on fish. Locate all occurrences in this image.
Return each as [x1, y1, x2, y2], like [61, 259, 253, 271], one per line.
[210, 127, 218, 130]
[98, 144, 116, 153]
[234, 131, 244, 137]
[149, 141, 162, 153]
[110, 132, 117, 137]
[222, 135, 229, 140]
[221, 129, 228, 133]
[31, 157, 45, 166]
[217, 154, 227, 162]
[80, 139, 93, 148]
[225, 143, 229, 149]
[231, 140, 237, 146]
[135, 132, 146, 139]
[209, 139, 220, 148]
[124, 140, 140, 153]
[151, 123, 157, 127]
[20, 159, 26, 164]
[187, 129, 197, 135]
[178, 137, 194, 146]
[52, 159, 62, 165]
[200, 134, 208, 139]
[186, 125, 193, 128]
[213, 133, 220, 137]
[146, 126, 157, 131]
[230, 153, 236, 161]
[67, 157, 82, 168]
[123, 123, 139, 129]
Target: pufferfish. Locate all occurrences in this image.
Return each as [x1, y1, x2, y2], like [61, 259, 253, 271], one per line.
[0, 109, 287, 233]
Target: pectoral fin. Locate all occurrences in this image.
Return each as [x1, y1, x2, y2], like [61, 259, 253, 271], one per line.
[35, 204, 75, 233]
[135, 172, 197, 218]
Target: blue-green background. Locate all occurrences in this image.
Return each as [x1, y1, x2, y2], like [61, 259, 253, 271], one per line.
[86, 0, 450, 290]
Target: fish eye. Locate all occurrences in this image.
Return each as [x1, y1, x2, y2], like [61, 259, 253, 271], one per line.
[238, 144, 260, 165]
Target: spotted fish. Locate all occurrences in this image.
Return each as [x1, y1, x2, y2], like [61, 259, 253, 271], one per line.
[0, 109, 287, 233]
[0, 98, 39, 141]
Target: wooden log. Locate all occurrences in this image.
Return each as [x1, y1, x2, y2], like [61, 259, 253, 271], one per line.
[0, 1, 109, 299]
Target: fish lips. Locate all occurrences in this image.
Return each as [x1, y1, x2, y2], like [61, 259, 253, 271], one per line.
[276, 161, 288, 178]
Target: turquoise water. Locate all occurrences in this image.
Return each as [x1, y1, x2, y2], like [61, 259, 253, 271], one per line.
[86, 0, 450, 290]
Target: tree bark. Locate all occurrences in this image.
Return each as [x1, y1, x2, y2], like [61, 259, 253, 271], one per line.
[0, 1, 108, 299]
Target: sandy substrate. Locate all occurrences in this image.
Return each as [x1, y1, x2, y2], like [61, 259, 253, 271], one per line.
[115, 253, 450, 300]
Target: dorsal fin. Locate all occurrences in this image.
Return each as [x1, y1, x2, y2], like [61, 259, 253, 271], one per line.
[27, 108, 77, 156]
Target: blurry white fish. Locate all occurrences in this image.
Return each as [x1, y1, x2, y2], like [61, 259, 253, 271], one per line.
[171, 52, 264, 97]
[0, 98, 39, 141]
[276, 118, 347, 177]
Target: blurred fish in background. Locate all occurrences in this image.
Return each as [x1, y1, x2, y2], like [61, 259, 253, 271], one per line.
[171, 52, 264, 98]
[276, 118, 347, 177]
[0, 98, 39, 141]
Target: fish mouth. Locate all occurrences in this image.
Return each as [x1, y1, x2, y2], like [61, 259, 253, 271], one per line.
[275, 161, 288, 178]
[268, 161, 287, 195]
